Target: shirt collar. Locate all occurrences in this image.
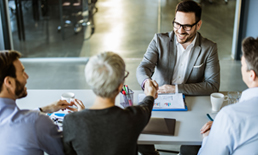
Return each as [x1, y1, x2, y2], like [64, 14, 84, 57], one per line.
[0, 98, 17, 108]
[239, 87, 258, 102]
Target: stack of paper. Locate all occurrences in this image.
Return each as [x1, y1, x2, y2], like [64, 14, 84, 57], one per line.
[138, 93, 187, 111]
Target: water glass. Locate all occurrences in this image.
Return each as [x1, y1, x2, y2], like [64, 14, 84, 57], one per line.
[228, 91, 241, 104]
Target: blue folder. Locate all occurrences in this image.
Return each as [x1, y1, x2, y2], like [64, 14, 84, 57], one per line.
[152, 105, 188, 111]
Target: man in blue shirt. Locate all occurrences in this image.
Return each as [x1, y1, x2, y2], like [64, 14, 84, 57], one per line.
[197, 37, 258, 154]
[0, 50, 78, 155]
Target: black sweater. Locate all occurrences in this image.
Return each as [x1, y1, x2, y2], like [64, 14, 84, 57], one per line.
[63, 96, 154, 155]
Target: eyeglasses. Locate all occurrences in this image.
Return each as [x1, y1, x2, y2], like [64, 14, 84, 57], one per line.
[123, 70, 129, 79]
[173, 19, 199, 31]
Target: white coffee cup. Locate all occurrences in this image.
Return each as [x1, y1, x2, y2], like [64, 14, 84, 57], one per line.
[61, 92, 75, 103]
[210, 93, 227, 112]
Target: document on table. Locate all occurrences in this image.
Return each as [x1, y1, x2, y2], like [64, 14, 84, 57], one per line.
[138, 93, 186, 110]
[48, 111, 67, 131]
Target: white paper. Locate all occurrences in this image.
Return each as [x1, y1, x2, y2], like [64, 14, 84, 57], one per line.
[138, 93, 185, 109]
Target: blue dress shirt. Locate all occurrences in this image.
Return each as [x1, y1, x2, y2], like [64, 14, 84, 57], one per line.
[198, 87, 258, 155]
[0, 98, 64, 155]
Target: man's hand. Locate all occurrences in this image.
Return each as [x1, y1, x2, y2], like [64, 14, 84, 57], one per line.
[144, 79, 159, 99]
[40, 100, 72, 113]
[157, 84, 175, 94]
[67, 99, 85, 112]
[202, 130, 210, 138]
[200, 121, 213, 134]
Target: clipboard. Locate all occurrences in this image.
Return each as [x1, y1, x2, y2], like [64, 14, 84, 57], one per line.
[142, 117, 176, 136]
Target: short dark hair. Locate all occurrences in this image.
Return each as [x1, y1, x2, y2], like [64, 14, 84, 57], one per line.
[0, 50, 21, 92]
[242, 37, 258, 76]
[175, 0, 202, 22]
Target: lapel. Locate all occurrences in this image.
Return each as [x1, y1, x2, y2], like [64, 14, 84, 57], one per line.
[168, 32, 177, 84]
[184, 32, 202, 82]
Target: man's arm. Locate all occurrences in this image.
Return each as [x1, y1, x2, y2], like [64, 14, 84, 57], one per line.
[40, 99, 85, 113]
[198, 109, 233, 155]
[200, 121, 213, 134]
[157, 84, 176, 94]
[126, 80, 158, 126]
[136, 34, 159, 87]
[40, 100, 71, 113]
[179, 44, 220, 95]
[35, 114, 64, 155]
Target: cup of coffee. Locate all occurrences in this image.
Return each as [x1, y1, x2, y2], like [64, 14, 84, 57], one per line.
[61, 92, 75, 103]
[210, 93, 228, 112]
[61, 92, 76, 112]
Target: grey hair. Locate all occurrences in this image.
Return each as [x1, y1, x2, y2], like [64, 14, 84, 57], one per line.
[85, 52, 125, 98]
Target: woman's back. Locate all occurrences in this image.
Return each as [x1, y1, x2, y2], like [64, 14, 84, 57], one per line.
[63, 96, 154, 155]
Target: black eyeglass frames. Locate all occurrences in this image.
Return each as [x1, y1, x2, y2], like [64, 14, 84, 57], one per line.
[173, 19, 199, 31]
[123, 70, 129, 79]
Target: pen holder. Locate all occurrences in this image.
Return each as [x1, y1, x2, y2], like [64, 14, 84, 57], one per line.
[120, 89, 134, 108]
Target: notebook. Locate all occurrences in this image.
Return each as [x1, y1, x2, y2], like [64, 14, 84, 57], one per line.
[142, 117, 176, 136]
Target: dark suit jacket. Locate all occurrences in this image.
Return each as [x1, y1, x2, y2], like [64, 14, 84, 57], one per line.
[136, 31, 220, 95]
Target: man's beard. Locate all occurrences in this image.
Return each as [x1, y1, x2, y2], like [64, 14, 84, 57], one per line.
[15, 79, 27, 99]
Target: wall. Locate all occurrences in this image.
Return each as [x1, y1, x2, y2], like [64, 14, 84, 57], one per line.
[233, 0, 258, 60]
[245, 0, 258, 38]
[0, 10, 5, 50]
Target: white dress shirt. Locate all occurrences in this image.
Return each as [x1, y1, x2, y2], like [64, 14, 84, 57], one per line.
[172, 35, 197, 84]
[198, 87, 258, 155]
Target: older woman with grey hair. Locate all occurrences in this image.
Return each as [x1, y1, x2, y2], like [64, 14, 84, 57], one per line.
[63, 51, 158, 155]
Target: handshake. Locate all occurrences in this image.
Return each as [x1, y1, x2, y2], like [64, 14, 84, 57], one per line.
[144, 79, 159, 99]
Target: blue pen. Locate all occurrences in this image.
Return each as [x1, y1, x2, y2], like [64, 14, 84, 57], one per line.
[206, 113, 214, 121]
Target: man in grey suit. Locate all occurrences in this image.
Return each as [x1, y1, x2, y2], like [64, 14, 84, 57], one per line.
[137, 1, 220, 154]
[137, 0, 220, 96]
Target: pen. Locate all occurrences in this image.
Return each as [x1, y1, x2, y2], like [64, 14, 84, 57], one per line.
[123, 85, 128, 94]
[126, 85, 133, 106]
[206, 113, 214, 121]
[122, 90, 126, 95]
[122, 91, 129, 105]
[126, 93, 133, 106]
[123, 87, 132, 106]
[125, 85, 129, 95]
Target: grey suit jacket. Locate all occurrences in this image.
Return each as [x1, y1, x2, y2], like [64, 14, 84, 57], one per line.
[136, 31, 220, 95]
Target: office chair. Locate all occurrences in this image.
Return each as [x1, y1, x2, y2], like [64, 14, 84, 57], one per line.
[57, 0, 97, 35]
